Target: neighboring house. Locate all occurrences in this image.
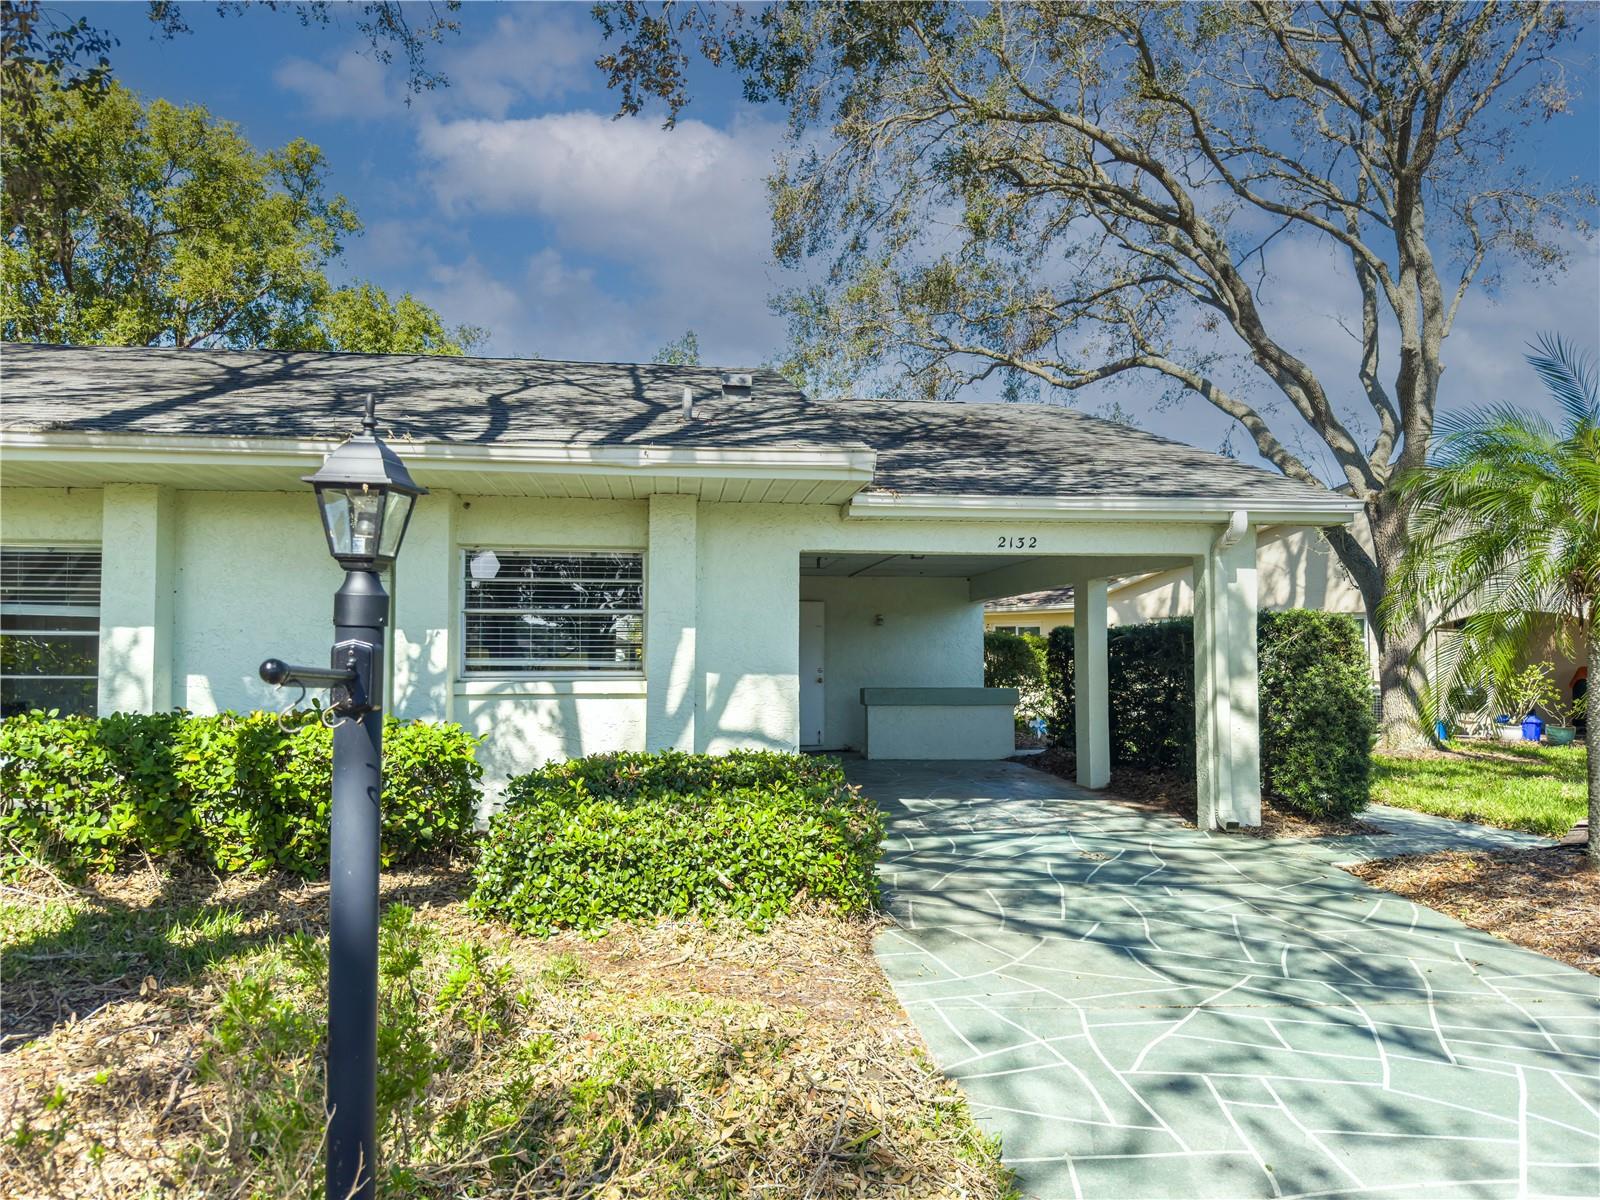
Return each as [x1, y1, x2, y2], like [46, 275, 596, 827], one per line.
[0, 343, 1360, 828]
[985, 524, 1584, 715]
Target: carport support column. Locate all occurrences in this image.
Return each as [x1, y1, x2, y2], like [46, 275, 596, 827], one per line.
[645, 494, 697, 751]
[98, 484, 176, 715]
[1073, 578, 1111, 790]
[1193, 515, 1261, 830]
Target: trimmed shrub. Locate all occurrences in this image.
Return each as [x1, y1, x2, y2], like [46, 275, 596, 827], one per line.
[984, 631, 1039, 690]
[1044, 611, 1372, 817]
[0, 710, 481, 877]
[1043, 625, 1075, 746]
[1046, 621, 1195, 770]
[1258, 611, 1374, 818]
[469, 750, 883, 935]
[985, 631, 1049, 729]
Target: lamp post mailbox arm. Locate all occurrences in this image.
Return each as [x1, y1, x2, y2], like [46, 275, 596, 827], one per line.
[258, 645, 374, 715]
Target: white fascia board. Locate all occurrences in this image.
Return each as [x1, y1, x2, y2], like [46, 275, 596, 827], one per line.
[845, 491, 1362, 526]
[0, 430, 878, 484]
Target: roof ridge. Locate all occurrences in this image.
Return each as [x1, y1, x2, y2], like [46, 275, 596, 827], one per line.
[1, 341, 787, 376]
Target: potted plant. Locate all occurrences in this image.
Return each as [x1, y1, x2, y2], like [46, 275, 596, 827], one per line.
[1493, 662, 1560, 742]
[1442, 677, 1490, 741]
[1545, 690, 1583, 747]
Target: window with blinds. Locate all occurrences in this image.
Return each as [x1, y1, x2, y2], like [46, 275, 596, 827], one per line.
[461, 549, 644, 675]
[1, 547, 102, 717]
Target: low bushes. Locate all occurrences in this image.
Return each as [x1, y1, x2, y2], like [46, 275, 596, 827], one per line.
[470, 750, 882, 935]
[1046, 610, 1373, 817]
[0, 710, 481, 877]
[984, 631, 1049, 728]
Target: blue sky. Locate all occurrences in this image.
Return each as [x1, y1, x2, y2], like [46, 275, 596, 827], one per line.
[70, 2, 1600, 475]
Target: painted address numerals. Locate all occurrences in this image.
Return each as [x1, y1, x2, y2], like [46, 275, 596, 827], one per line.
[996, 535, 1039, 549]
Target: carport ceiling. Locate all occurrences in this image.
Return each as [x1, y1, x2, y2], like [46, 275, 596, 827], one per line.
[800, 552, 1043, 577]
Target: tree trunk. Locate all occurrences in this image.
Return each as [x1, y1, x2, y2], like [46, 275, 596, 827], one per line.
[1586, 629, 1598, 864]
[1329, 491, 1433, 753]
[1376, 626, 1432, 752]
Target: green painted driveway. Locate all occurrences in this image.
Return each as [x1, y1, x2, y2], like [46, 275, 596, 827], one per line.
[854, 759, 1600, 1200]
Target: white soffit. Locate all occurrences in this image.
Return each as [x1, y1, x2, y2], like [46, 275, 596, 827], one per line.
[845, 491, 1362, 527]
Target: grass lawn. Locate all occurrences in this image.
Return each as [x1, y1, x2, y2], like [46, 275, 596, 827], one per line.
[0, 863, 1014, 1200]
[1372, 741, 1588, 837]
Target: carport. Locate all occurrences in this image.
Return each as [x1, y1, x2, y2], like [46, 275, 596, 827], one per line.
[798, 513, 1267, 830]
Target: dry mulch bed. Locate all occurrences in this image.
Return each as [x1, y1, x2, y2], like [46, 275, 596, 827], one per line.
[1349, 848, 1600, 975]
[1, 862, 1010, 1200]
[1019, 747, 1386, 839]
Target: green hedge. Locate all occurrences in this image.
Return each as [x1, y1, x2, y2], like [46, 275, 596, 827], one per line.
[984, 631, 1040, 691]
[1046, 611, 1373, 817]
[469, 750, 882, 935]
[0, 711, 482, 877]
[1257, 611, 1375, 818]
[1044, 620, 1196, 770]
[984, 631, 1049, 727]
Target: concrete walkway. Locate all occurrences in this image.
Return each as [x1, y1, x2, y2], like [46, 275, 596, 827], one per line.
[1291, 801, 1556, 865]
[853, 759, 1600, 1200]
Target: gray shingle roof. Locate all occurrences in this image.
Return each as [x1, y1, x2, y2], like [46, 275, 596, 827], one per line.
[985, 588, 1075, 613]
[1, 343, 1340, 504]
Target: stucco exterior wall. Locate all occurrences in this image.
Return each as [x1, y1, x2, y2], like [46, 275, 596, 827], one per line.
[695, 502, 801, 754]
[798, 575, 983, 750]
[5, 483, 1254, 779]
[1110, 526, 1367, 622]
[0, 486, 104, 543]
[171, 490, 344, 714]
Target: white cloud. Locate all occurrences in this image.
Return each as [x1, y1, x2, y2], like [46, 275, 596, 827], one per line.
[274, 5, 591, 122]
[416, 111, 777, 264]
[274, 49, 399, 120]
[414, 109, 789, 363]
[442, 7, 591, 118]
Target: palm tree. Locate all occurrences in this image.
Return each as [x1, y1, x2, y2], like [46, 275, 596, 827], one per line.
[1385, 335, 1600, 861]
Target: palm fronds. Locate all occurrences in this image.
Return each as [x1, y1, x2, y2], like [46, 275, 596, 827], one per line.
[1384, 336, 1600, 730]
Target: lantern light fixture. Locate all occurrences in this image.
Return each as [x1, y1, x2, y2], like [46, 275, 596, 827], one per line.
[304, 394, 428, 570]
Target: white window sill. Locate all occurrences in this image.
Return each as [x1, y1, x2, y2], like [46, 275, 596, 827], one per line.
[454, 676, 647, 698]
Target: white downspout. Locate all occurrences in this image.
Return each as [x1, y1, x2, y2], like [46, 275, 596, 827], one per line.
[1214, 508, 1249, 551]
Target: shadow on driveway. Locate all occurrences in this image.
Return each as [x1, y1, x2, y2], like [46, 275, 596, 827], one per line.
[854, 759, 1600, 1200]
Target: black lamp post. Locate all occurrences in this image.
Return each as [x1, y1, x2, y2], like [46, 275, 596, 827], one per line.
[258, 394, 426, 1200]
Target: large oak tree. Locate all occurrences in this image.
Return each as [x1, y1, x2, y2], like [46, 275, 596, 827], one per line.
[1, 0, 480, 353]
[597, 1, 1595, 747]
[1, 76, 482, 352]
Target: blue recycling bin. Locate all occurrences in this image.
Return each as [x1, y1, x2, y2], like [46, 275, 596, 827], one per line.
[1521, 715, 1545, 742]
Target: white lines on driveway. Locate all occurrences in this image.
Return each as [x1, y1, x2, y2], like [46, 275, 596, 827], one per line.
[856, 759, 1600, 1200]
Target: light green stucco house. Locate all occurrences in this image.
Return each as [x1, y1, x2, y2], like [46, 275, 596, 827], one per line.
[0, 343, 1360, 828]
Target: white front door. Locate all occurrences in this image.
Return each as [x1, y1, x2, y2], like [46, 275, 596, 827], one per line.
[799, 600, 825, 748]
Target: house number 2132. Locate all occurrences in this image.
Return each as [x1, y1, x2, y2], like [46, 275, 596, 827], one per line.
[997, 536, 1038, 549]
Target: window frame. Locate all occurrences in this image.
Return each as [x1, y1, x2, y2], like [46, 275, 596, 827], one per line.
[457, 546, 647, 680]
[1, 544, 103, 717]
